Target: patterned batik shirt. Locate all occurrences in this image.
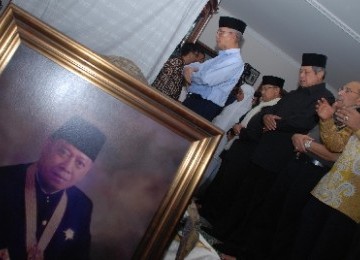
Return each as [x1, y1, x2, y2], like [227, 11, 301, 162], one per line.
[312, 130, 360, 222]
[152, 57, 185, 100]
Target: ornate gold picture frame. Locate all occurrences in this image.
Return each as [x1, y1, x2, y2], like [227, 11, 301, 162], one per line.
[0, 4, 222, 259]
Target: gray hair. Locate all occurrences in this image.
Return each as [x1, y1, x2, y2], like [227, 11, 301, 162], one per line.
[228, 29, 243, 46]
[312, 66, 326, 79]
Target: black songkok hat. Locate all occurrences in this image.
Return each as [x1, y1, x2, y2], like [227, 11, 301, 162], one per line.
[219, 16, 247, 34]
[262, 75, 285, 88]
[51, 116, 106, 161]
[301, 53, 327, 68]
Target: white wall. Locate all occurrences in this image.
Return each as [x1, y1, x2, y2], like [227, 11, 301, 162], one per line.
[12, 0, 208, 84]
[199, 7, 336, 93]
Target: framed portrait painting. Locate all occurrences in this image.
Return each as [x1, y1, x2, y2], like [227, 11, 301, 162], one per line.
[0, 4, 222, 260]
[244, 63, 261, 86]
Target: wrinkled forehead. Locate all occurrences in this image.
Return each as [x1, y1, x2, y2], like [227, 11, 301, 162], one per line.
[50, 138, 93, 162]
[299, 66, 314, 72]
[345, 81, 360, 91]
[218, 27, 238, 32]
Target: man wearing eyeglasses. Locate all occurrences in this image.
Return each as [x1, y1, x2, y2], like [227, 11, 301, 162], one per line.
[182, 16, 246, 121]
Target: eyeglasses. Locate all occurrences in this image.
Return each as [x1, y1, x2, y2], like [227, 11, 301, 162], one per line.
[339, 86, 360, 95]
[216, 29, 234, 36]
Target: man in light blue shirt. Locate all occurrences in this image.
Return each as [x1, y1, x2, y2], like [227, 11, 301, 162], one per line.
[182, 16, 246, 121]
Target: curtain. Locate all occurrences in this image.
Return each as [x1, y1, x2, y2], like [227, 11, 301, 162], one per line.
[12, 0, 207, 83]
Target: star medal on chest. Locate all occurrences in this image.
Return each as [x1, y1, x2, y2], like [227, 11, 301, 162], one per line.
[63, 228, 75, 241]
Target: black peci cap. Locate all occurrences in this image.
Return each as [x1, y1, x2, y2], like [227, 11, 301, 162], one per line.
[301, 53, 327, 68]
[51, 116, 106, 161]
[219, 16, 247, 34]
[262, 75, 285, 88]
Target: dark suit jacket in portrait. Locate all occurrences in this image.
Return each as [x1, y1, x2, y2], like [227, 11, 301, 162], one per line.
[0, 163, 92, 260]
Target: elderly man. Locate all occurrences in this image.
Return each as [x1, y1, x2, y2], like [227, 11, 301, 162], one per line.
[198, 75, 285, 228]
[182, 16, 246, 121]
[0, 116, 106, 260]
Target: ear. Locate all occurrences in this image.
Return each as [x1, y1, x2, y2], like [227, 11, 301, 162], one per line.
[355, 96, 360, 106]
[316, 70, 325, 80]
[230, 33, 238, 42]
[275, 87, 281, 96]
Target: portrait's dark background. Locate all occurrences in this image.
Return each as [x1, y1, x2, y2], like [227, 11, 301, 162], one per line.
[0, 45, 190, 259]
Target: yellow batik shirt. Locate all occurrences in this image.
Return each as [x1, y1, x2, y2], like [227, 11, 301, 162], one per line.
[319, 118, 353, 153]
[312, 129, 360, 222]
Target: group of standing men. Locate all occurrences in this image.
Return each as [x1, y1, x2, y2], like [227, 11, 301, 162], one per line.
[172, 14, 360, 260]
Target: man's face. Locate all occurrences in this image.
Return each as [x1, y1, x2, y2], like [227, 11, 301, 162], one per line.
[38, 139, 93, 193]
[261, 84, 280, 102]
[187, 51, 205, 64]
[236, 88, 245, 101]
[216, 27, 236, 50]
[336, 81, 360, 108]
[299, 66, 324, 87]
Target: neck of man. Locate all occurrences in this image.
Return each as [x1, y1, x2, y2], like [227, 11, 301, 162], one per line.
[225, 43, 239, 50]
[300, 80, 324, 88]
[36, 172, 62, 195]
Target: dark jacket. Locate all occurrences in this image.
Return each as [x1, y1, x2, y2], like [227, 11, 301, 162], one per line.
[0, 163, 92, 260]
[251, 83, 335, 172]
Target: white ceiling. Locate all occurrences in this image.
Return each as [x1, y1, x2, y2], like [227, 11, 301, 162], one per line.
[220, 0, 360, 90]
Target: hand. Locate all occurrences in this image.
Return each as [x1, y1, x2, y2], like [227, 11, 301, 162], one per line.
[27, 245, 43, 260]
[263, 114, 281, 131]
[316, 98, 336, 121]
[335, 106, 360, 132]
[183, 66, 198, 84]
[226, 131, 235, 141]
[232, 123, 243, 135]
[292, 133, 313, 153]
[219, 253, 236, 260]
